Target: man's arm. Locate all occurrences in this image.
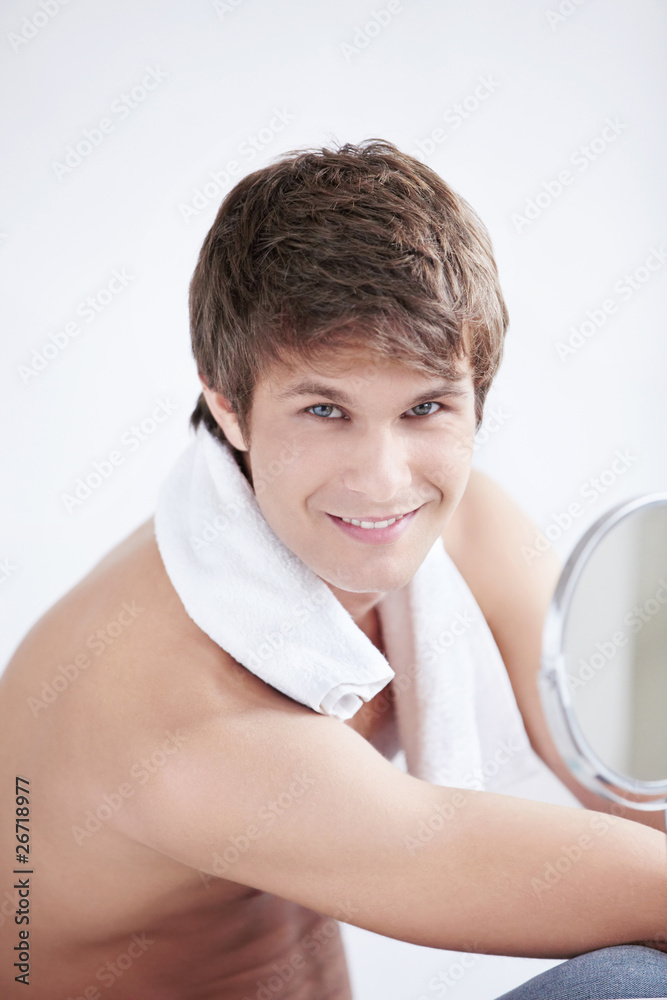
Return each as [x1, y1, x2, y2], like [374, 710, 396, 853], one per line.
[442, 468, 666, 833]
[118, 695, 667, 958]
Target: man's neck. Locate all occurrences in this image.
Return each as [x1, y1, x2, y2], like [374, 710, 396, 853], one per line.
[354, 604, 385, 655]
[324, 580, 386, 628]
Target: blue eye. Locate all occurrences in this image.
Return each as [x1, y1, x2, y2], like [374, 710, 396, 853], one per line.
[407, 401, 442, 417]
[304, 401, 444, 419]
[306, 404, 345, 419]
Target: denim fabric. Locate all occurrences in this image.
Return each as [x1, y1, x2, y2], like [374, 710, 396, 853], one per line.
[494, 945, 667, 1000]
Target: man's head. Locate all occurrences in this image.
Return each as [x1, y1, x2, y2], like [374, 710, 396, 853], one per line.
[201, 341, 476, 596]
[189, 138, 508, 595]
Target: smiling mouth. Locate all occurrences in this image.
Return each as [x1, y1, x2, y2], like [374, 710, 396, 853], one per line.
[329, 507, 420, 530]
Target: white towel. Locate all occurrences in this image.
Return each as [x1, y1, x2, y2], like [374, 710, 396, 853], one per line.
[153, 422, 543, 792]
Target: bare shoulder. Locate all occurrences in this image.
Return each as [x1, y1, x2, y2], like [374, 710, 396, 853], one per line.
[1, 516, 290, 797]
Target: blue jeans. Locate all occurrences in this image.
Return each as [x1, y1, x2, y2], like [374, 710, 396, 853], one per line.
[494, 945, 667, 999]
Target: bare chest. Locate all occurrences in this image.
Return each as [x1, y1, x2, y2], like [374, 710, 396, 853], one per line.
[342, 606, 396, 749]
[343, 681, 395, 747]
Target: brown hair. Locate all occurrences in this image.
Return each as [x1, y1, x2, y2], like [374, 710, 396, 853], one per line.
[189, 138, 508, 445]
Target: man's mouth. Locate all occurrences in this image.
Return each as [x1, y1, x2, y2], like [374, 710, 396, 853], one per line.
[329, 506, 421, 530]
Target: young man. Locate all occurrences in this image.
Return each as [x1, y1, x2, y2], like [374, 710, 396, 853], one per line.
[1, 140, 666, 999]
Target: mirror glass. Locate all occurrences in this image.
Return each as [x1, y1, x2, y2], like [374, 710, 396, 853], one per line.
[562, 502, 667, 784]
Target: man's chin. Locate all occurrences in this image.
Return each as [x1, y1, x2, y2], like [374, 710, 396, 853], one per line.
[316, 560, 419, 596]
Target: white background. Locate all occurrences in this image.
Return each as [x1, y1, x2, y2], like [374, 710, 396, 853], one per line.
[1, 1, 665, 996]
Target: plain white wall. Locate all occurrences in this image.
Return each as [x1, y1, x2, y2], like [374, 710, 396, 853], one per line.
[1, 2, 665, 996]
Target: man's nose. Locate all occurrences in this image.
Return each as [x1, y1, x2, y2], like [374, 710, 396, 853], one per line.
[341, 430, 413, 502]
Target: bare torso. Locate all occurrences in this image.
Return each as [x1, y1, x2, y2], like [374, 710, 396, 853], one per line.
[0, 517, 399, 998]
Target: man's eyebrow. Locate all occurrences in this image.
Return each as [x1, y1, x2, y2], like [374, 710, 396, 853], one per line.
[275, 377, 471, 407]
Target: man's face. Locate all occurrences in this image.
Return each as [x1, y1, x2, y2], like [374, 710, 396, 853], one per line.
[216, 345, 476, 596]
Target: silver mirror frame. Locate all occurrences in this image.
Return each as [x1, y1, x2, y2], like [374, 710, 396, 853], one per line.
[540, 491, 667, 812]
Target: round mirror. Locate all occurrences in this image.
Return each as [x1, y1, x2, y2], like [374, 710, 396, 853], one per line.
[540, 493, 667, 813]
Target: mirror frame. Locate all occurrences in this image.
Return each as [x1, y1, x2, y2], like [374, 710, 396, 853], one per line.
[540, 491, 667, 811]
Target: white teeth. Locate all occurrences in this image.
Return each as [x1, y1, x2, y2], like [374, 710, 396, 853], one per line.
[340, 515, 402, 529]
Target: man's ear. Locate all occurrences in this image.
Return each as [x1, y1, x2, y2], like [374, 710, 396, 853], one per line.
[198, 376, 248, 453]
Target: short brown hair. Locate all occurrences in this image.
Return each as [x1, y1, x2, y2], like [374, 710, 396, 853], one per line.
[189, 138, 508, 445]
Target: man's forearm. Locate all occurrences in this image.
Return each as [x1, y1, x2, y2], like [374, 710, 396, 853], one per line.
[390, 786, 667, 959]
[155, 712, 667, 962]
